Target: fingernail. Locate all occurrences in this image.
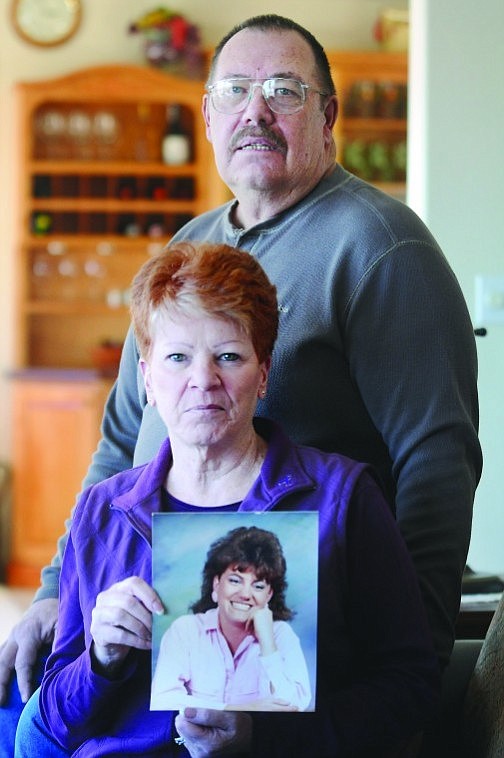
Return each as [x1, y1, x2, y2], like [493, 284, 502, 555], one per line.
[184, 707, 197, 718]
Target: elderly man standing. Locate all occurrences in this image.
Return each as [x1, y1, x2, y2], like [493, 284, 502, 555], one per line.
[2, 14, 481, 758]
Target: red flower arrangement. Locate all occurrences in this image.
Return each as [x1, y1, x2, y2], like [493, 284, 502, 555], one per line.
[128, 7, 204, 78]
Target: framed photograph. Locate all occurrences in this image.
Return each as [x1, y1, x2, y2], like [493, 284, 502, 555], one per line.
[151, 511, 318, 712]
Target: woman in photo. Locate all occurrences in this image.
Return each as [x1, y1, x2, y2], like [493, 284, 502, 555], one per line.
[151, 525, 311, 711]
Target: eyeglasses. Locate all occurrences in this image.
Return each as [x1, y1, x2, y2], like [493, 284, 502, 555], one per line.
[206, 77, 329, 115]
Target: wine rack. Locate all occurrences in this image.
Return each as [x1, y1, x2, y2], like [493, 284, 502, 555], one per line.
[14, 64, 226, 370]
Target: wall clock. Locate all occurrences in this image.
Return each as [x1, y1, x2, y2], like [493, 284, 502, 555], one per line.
[11, 0, 82, 47]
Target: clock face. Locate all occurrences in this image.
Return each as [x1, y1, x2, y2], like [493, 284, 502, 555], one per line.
[12, 0, 82, 47]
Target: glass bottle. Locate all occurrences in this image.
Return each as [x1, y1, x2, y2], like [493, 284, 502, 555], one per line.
[161, 105, 190, 165]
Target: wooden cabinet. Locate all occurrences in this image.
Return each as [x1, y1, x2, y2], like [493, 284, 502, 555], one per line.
[7, 372, 113, 587]
[14, 64, 226, 371]
[328, 51, 408, 199]
[9, 64, 227, 586]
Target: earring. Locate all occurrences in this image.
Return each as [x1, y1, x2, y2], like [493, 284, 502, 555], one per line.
[259, 388, 266, 398]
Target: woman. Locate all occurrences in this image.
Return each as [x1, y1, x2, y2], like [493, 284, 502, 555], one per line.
[151, 525, 311, 711]
[31, 242, 439, 757]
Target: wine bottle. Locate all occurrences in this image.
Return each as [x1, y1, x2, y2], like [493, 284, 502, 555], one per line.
[161, 105, 190, 165]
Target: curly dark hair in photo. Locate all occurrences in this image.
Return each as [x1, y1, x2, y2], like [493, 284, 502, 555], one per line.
[190, 526, 294, 621]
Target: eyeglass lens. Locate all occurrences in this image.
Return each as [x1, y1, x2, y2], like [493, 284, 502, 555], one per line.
[210, 78, 306, 114]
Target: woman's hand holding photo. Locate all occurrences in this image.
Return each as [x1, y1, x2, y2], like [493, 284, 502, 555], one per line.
[174, 707, 252, 758]
[90, 576, 164, 675]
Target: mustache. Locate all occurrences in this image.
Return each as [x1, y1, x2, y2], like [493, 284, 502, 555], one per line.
[229, 126, 287, 152]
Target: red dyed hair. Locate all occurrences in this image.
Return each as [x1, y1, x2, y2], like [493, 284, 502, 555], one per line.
[130, 241, 278, 362]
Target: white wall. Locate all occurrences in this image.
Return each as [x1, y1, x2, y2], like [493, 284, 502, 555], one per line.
[408, 0, 504, 572]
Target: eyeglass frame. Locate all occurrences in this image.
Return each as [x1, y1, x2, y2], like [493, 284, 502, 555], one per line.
[205, 77, 330, 115]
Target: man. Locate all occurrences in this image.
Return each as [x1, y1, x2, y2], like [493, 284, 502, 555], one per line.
[2, 13, 481, 756]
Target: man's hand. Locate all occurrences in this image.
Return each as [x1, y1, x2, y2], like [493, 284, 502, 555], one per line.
[0, 597, 58, 705]
[174, 707, 252, 758]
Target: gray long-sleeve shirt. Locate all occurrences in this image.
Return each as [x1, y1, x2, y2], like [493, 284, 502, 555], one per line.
[39, 165, 482, 666]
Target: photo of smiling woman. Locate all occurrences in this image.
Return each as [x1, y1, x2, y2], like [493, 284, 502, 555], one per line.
[151, 525, 312, 712]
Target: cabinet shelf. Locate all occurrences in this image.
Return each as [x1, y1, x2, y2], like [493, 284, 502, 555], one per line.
[343, 117, 406, 133]
[30, 198, 195, 212]
[328, 51, 408, 189]
[24, 233, 168, 248]
[27, 160, 199, 175]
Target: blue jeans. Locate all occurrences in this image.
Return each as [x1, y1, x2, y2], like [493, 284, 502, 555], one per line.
[14, 688, 69, 758]
[0, 647, 50, 758]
